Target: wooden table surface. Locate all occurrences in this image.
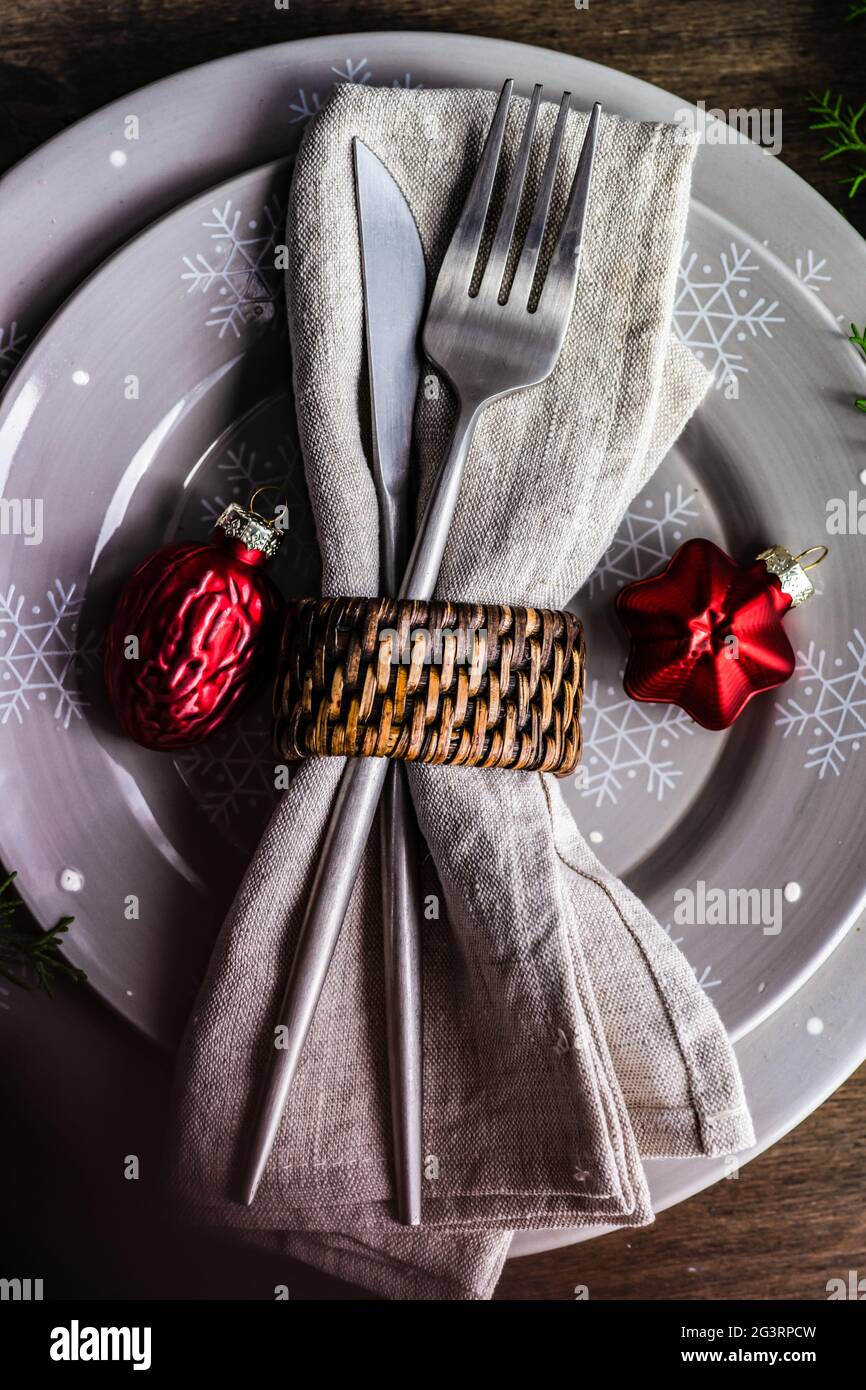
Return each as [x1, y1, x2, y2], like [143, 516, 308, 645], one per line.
[2, 0, 865, 1301]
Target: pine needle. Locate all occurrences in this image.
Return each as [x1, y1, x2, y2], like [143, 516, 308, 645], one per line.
[851, 324, 866, 412]
[0, 869, 86, 995]
[841, 167, 866, 199]
[807, 91, 866, 161]
[807, 91, 866, 199]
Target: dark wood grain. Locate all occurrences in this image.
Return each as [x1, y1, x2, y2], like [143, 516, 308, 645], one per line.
[497, 1064, 866, 1300]
[3, 0, 866, 236]
[2, 0, 865, 1302]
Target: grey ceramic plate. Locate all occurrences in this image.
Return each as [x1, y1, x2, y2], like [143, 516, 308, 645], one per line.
[2, 34, 866, 1257]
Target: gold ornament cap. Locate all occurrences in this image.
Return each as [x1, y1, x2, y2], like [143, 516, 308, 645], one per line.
[756, 544, 828, 608]
[214, 486, 286, 560]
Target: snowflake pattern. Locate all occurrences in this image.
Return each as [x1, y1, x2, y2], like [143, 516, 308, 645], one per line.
[287, 88, 322, 124]
[0, 321, 26, 385]
[775, 630, 866, 777]
[588, 485, 700, 596]
[579, 680, 695, 806]
[174, 710, 280, 828]
[0, 581, 98, 728]
[198, 440, 307, 529]
[674, 241, 784, 387]
[181, 198, 283, 338]
[792, 249, 831, 295]
[286, 55, 376, 125]
[331, 57, 371, 85]
[662, 927, 721, 992]
[692, 962, 722, 992]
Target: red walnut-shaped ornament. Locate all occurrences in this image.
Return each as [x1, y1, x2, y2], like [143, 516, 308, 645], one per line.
[616, 538, 826, 731]
[104, 502, 285, 750]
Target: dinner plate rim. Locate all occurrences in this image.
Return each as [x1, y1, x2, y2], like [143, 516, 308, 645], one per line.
[2, 149, 859, 1049]
[4, 30, 866, 341]
[2, 28, 866, 1262]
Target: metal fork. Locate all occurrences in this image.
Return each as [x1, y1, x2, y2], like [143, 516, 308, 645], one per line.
[241, 80, 602, 1207]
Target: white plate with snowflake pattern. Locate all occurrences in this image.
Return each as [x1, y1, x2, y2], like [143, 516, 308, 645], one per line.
[2, 34, 866, 1255]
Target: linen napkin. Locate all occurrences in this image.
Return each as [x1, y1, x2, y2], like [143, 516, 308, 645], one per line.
[170, 83, 755, 1301]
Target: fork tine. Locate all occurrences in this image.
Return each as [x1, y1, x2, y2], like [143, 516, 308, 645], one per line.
[510, 90, 572, 307]
[437, 78, 514, 290]
[539, 102, 602, 306]
[481, 83, 542, 300]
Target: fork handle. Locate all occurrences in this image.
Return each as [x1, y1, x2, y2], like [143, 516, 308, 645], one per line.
[242, 402, 482, 1205]
[383, 398, 479, 1222]
[381, 762, 423, 1225]
[399, 399, 481, 598]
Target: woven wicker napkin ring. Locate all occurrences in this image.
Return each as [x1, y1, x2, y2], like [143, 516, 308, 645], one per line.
[274, 597, 585, 777]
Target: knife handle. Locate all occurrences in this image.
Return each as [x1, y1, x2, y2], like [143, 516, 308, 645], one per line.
[240, 754, 390, 1205]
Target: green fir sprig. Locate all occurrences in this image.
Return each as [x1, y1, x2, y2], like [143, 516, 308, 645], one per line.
[0, 869, 86, 994]
[851, 324, 866, 411]
[847, 3, 866, 21]
[807, 90, 866, 200]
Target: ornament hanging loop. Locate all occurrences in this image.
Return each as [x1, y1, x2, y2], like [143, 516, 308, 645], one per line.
[248, 485, 289, 530]
[795, 544, 829, 572]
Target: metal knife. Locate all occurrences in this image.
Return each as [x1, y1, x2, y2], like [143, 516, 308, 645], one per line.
[240, 144, 428, 1216]
[354, 137, 427, 1226]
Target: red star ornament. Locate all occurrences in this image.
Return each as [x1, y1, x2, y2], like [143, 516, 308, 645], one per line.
[615, 538, 827, 731]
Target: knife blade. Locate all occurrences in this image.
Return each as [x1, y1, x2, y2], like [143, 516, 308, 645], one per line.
[353, 138, 426, 589]
[353, 137, 427, 1226]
